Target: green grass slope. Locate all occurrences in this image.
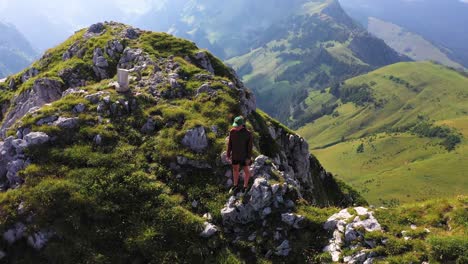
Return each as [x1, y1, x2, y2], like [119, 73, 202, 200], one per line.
[297, 61, 468, 205]
[227, 0, 406, 125]
[0, 22, 362, 263]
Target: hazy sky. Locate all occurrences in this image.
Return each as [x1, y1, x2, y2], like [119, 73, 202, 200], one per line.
[0, 0, 467, 52]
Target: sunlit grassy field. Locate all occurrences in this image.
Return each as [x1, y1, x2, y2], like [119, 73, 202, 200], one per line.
[297, 62, 468, 205]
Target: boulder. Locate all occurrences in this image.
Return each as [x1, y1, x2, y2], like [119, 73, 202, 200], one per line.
[24, 132, 49, 146]
[53, 117, 79, 129]
[324, 209, 353, 230]
[200, 222, 218, 238]
[87, 23, 105, 34]
[193, 51, 215, 74]
[21, 68, 39, 83]
[3, 222, 26, 244]
[125, 27, 140, 39]
[249, 178, 273, 211]
[181, 126, 208, 153]
[275, 240, 291, 256]
[92, 48, 109, 80]
[196, 83, 216, 96]
[73, 103, 86, 114]
[141, 118, 156, 134]
[36, 116, 58, 126]
[0, 78, 63, 137]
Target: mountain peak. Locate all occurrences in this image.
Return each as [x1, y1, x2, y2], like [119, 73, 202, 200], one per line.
[0, 21, 360, 262]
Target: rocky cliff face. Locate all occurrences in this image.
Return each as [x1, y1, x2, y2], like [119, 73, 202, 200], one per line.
[0, 22, 363, 263]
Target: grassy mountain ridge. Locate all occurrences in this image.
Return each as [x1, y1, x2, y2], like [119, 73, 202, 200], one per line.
[227, 0, 406, 125]
[297, 61, 468, 204]
[0, 22, 364, 263]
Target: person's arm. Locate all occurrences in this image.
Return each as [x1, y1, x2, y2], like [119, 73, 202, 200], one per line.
[227, 130, 232, 160]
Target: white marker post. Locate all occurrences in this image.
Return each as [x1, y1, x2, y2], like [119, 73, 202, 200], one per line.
[116, 69, 130, 92]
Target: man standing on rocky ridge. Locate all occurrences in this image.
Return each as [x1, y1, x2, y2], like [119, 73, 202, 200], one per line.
[227, 116, 253, 195]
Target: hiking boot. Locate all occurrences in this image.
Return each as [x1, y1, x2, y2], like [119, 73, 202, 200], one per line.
[229, 185, 240, 195]
[241, 187, 248, 194]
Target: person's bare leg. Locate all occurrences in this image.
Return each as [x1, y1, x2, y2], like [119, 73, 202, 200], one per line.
[243, 165, 251, 188]
[232, 164, 240, 187]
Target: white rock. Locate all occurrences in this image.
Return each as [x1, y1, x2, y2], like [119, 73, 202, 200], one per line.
[354, 207, 369, 216]
[324, 209, 353, 230]
[24, 132, 49, 146]
[203, 213, 212, 221]
[181, 126, 208, 153]
[199, 222, 218, 238]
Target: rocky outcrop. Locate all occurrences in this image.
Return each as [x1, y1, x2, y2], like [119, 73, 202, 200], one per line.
[323, 207, 382, 263]
[181, 126, 208, 153]
[193, 51, 215, 74]
[92, 48, 109, 80]
[0, 78, 64, 138]
[0, 132, 49, 189]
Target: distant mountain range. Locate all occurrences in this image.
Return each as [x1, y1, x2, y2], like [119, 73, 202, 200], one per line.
[339, 0, 468, 68]
[0, 22, 37, 77]
[227, 0, 407, 125]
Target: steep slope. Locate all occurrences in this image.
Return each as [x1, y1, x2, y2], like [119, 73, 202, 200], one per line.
[297, 62, 468, 204]
[227, 0, 406, 125]
[367, 17, 463, 69]
[0, 22, 37, 77]
[0, 22, 363, 263]
[339, 0, 468, 68]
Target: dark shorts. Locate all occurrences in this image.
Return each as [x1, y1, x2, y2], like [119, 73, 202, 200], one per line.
[232, 160, 250, 166]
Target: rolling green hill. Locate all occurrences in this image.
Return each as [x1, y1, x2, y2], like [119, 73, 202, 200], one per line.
[297, 61, 468, 205]
[227, 0, 406, 125]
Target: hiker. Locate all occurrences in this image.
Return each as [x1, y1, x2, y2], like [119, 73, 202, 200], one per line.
[227, 116, 253, 195]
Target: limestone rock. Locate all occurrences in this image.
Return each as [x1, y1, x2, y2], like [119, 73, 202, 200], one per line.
[275, 240, 291, 256]
[21, 68, 39, 83]
[281, 213, 305, 229]
[200, 222, 218, 238]
[36, 116, 58, 126]
[193, 51, 215, 74]
[54, 117, 79, 129]
[196, 83, 216, 96]
[93, 48, 109, 79]
[324, 209, 353, 230]
[73, 103, 86, 114]
[181, 126, 208, 153]
[24, 132, 49, 146]
[0, 78, 63, 137]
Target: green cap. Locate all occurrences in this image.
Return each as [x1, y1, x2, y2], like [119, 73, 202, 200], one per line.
[232, 116, 245, 127]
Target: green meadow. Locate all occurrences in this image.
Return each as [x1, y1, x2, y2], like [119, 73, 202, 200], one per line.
[297, 62, 468, 205]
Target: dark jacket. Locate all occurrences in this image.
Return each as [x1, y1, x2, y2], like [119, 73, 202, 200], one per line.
[227, 126, 253, 161]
